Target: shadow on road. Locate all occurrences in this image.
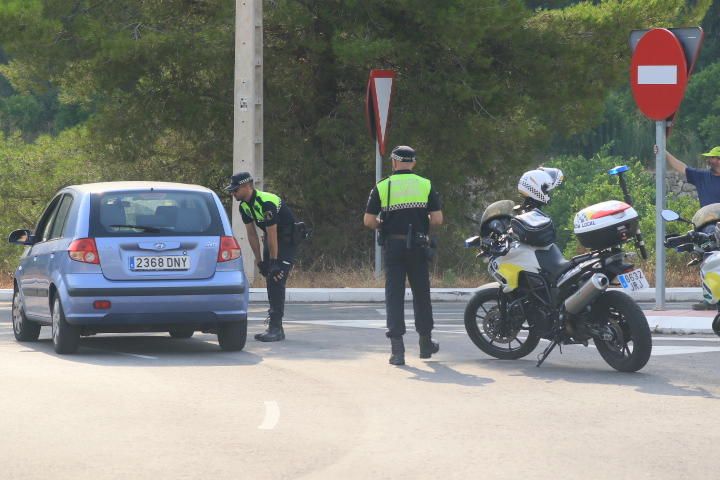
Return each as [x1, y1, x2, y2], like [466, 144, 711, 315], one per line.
[399, 361, 494, 387]
[18, 336, 263, 367]
[473, 358, 718, 399]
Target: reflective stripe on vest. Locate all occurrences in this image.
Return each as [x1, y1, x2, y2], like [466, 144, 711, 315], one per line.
[240, 190, 282, 223]
[377, 174, 431, 212]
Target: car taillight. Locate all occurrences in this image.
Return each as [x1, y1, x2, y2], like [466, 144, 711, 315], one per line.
[217, 236, 241, 262]
[68, 238, 100, 264]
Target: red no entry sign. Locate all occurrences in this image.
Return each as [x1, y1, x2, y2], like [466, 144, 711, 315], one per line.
[630, 28, 688, 121]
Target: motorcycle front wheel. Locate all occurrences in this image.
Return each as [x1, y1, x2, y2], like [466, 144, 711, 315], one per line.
[591, 290, 652, 372]
[464, 286, 540, 360]
[712, 313, 720, 337]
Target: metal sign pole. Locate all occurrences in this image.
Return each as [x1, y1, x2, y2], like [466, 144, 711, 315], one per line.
[655, 120, 667, 310]
[374, 140, 382, 279]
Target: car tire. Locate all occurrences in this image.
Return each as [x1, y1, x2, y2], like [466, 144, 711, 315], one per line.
[217, 319, 247, 351]
[51, 296, 80, 354]
[12, 288, 41, 342]
[169, 327, 195, 339]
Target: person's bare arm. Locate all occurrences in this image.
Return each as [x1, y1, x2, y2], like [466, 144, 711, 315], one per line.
[429, 210, 443, 229]
[656, 145, 687, 175]
[266, 224, 279, 259]
[244, 223, 262, 262]
[363, 213, 382, 230]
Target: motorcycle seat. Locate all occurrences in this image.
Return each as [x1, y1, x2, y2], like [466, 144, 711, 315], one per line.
[536, 244, 572, 281]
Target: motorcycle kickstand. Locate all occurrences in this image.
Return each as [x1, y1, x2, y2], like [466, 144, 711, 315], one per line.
[536, 338, 559, 367]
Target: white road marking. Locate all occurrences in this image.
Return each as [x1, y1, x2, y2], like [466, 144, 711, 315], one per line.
[285, 319, 386, 329]
[645, 316, 713, 330]
[375, 309, 460, 316]
[258, 401, 280, 430]
[649, 345, 720, 356]
[652, 336, 720, 343]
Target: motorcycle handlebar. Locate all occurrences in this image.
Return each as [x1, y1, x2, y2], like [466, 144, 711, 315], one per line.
[664, 231, 712, 249]
[675, 243, 696, 253]
[664, 233, 693, 248]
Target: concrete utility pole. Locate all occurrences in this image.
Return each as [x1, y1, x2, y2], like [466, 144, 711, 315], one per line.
[233, 0, 263, 282]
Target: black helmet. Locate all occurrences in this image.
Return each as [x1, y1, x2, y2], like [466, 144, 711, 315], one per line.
[390, 145, 416, 163]
[224, 171, 253, 192]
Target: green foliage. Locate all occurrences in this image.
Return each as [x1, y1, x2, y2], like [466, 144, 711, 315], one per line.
[0, 0, 714, 275]
[544, 148, 700, 263]
[552, 0, 718, 166]
[0, 127, 101, 272]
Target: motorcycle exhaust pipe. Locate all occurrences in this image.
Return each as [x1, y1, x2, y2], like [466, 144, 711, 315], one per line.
[564, 273, 609, 315]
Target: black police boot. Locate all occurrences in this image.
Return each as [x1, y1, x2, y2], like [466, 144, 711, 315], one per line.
[419, 335, 439, 359]
[389, 337, 405, 366]
[255, 325, 285, 342]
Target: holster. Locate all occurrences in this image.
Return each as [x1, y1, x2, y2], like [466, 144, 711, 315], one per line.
[291, 221, 312, 245]
[377, 229, 386, 246]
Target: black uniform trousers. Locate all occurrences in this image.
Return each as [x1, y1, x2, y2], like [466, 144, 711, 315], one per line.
[384, 238, 434, 338]
[263, 239, 297, 328]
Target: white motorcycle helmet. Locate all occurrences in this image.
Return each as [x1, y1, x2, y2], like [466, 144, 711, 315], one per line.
[539, 167, 564, 190]
[518, 167, 564, 205]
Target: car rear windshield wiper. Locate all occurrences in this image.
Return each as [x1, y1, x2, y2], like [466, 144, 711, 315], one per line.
[109, 224, 163, 233]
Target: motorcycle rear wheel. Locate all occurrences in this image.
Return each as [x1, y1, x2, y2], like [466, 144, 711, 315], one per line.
[464, 287, 540, 360]
[712, 314, 720, 337]
[591, 290, 652, 372]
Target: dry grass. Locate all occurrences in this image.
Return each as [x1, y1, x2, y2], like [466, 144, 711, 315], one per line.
[0, 259, 702, 290]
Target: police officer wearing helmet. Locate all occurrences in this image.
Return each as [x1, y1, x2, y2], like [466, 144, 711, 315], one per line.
[363, 146, 444, 366]
[225, 172, 297, 342]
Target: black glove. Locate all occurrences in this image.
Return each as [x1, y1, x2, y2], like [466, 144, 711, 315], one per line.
[269, 259, 291, 282]
[257, 260, 268, 277]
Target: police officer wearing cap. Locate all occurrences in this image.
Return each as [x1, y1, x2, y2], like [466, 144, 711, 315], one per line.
[225, 172, 297, 342]
[363, 146, 444, 365]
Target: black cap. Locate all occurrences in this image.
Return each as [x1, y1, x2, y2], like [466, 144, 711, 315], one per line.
[224, 172, 253, 192]
[390, 145, 416, 162]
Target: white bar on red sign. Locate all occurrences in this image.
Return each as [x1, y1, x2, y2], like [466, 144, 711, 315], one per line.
[637, 65, 678, 85]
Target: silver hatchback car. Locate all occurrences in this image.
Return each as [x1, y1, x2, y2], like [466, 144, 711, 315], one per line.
[8, 182, 249, 354]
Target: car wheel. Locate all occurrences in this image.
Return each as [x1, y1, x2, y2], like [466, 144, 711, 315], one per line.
[217, 319, 247, 351]
[169, 327, 194, 339]
[51, 296, 80, 354]
[12, 289, 41, 342]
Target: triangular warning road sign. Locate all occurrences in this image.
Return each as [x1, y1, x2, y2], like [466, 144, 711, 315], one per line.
[365, 70, 396, 156]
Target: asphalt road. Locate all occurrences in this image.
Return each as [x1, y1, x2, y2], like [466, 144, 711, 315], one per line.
[1, 301, 719, 480]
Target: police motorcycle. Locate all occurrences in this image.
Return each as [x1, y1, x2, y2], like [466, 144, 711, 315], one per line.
[464, 166, 652, 372]
[662, 203, 720, 337]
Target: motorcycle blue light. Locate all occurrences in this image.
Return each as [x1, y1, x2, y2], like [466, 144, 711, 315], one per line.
[607, 165, 630, 176]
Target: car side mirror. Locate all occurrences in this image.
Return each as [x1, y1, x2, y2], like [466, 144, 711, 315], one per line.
[8, 229, 34, 246]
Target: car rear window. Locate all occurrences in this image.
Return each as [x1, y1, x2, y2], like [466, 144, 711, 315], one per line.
[89, 190, 224, 237]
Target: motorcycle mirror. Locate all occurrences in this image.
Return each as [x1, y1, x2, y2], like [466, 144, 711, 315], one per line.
[607, 165, 629, 176]
[661, 209, 693, 225]
[661, 210, 680, 222]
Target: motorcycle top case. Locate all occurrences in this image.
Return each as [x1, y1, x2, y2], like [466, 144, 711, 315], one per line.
[511, 209, 556, 247]
[573, 200, 638, 250]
